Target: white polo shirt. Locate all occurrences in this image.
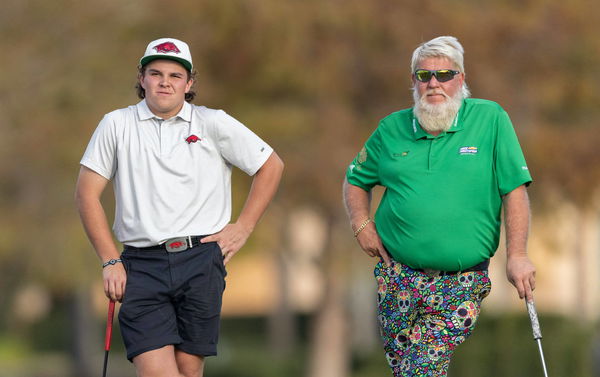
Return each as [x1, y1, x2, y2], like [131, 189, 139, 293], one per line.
[81, 100, 273, 247]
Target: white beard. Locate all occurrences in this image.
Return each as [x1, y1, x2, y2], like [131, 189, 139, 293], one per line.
[413, 89, 463, 133]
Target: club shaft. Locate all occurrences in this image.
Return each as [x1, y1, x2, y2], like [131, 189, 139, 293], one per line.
[102, 350, 109, 377]
[536, 340, 549, 377]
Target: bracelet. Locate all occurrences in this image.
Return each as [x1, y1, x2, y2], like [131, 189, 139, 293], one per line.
[353, 218, 373, 237]
[102, 258, 122, 268]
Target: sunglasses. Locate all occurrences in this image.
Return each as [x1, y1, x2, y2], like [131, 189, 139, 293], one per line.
[414, 69, 460, 83]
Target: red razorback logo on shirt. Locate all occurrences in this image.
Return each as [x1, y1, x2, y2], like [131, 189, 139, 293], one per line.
[186, 135, 200, 144]
[153, 42, 181, 54]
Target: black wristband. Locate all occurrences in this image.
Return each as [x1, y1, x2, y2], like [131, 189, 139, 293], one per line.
[102, 258, 122, 268]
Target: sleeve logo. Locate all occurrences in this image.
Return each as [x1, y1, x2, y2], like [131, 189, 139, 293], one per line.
[357, 147, 368, 164]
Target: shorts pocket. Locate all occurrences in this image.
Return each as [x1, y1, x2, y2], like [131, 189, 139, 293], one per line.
[211, 243, 227, 283]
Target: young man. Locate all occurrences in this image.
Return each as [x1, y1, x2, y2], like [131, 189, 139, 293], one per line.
[76, 37, 283, 377]
[343, 36, 535, 376]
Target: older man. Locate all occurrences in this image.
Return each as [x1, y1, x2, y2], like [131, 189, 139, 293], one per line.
[343, 36, 535, 376]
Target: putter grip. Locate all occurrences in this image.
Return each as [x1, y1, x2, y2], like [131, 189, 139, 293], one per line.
[526, 300, 542, 340]
[104, 300, 116, 351]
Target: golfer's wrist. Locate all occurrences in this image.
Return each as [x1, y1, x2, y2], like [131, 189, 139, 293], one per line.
[353, 218, 373, 237]
[102, 258, 122, 268]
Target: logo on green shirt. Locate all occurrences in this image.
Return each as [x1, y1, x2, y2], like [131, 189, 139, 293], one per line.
[459, 146, 478, 155]
[358, 147, 368, 164]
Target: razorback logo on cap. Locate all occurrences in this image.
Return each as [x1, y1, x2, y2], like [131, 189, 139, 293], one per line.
[153, 42, 181, 54]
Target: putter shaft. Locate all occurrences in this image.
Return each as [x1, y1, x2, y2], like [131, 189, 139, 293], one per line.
[102, 351, 109, 377]
[536, 339, 549, 377]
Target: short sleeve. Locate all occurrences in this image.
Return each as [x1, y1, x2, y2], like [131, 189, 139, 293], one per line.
[346, 127, 382, 191]
[213, 110, 273, 176]
[495, 110, 532, 195]
[80, 114, 118, 180]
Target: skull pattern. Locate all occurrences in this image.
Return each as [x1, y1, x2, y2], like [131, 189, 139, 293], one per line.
[386, 351, 402, 368]
[397, 290, 411, 313]
[451, 301, 478, 330]
[377, 275, 387, 303]
[413, 276, 431, 291]
[427, 344, 447, 361]
[388, 263, 401, 278]
[426, 294, 444, 309]
[424, 317, 446, 335]
[409, 324, 423, 344]
[400, 358, 411, 372]
[478, 285, 491, 300]
[378, 314, 388, 329]
[458, 272, 475, 287]
[394, 329, 410, 350]
[374, 260, 491, 377]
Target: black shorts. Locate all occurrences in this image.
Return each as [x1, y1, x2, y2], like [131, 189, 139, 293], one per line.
[118, 241, 227, 361]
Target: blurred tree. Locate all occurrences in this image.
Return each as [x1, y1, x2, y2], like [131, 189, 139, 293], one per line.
[1, 0, 599, 376]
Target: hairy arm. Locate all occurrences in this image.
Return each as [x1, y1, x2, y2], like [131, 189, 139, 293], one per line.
[75, 166, 126, 302]
[342, 178, 391, 266]
[201, 152, 284, 264]
[503, 184, 536, 301]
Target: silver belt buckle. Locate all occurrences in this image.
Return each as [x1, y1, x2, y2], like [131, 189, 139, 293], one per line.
[422, 268, 440, 278]
[165, 237, 189, 252]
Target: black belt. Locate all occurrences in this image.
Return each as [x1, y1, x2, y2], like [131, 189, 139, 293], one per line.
[416, 259, 489, 277]
[124, 235, 206, 253]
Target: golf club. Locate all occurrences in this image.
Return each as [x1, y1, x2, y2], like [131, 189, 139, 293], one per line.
[102, 300, 116, 377]
[525, 298, 549, 377]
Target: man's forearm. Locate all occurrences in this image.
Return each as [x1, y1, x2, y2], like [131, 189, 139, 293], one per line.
[75, 167, 120, 263]
[235, 152, 284, 231]
[503, 185, 530, 256]
[76, 167, 127, 301]
[76, 196, 121, 263]
[342, 178, 372, 230]
[503, 184, 536, 300]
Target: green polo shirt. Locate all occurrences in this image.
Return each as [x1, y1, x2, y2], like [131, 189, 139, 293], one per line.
[346, 98, 532, 271]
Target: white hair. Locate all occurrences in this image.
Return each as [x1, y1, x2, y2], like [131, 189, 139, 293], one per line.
[411, 36, 471, 98]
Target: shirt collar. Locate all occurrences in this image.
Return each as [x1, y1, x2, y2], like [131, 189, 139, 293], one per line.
[411, 101, 465, 140]
[177, 101, 193, 122]
[136, 100, 193, 122]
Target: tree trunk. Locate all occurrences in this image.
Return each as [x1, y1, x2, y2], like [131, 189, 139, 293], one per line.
[306, 216, 350, 377]
[268, 209, 297, 358]
[69, 288, 96, 377]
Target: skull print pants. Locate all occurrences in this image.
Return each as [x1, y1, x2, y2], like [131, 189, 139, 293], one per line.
[375, 260, 491, 377]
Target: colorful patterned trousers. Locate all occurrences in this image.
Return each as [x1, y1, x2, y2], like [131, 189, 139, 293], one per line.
[375, 260, 492, 377]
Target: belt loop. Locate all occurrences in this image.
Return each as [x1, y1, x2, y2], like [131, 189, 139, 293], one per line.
[187, 235, 192, 248]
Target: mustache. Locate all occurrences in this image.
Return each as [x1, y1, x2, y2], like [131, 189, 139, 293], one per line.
[421, 90, 450, 100]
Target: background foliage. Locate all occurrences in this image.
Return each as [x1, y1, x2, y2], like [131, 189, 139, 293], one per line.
[0, 0, 598, 376]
